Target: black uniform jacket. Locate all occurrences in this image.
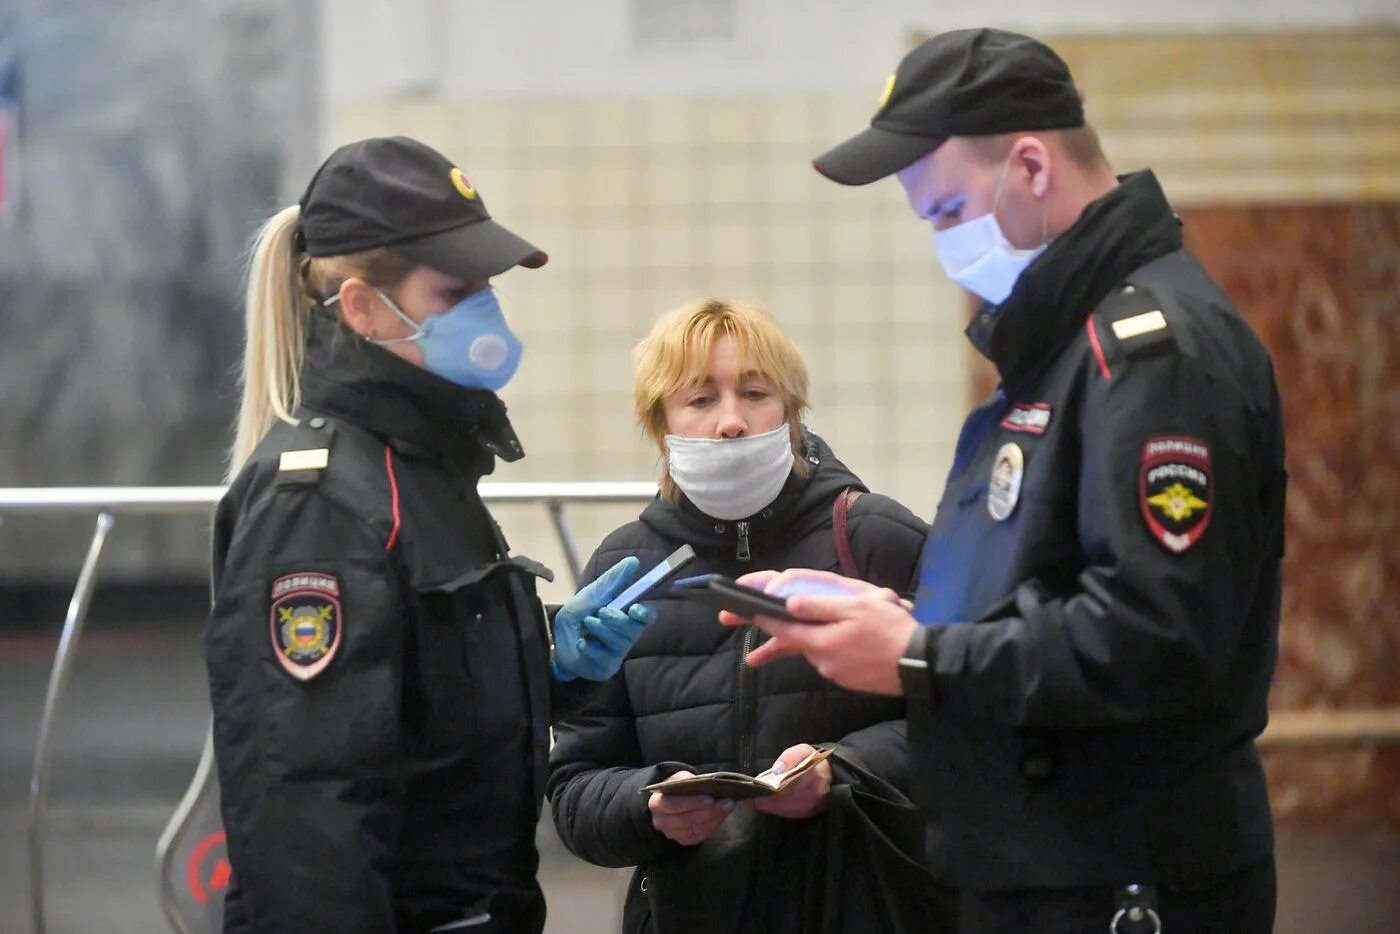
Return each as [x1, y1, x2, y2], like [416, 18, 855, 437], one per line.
[904, 171, 1287, 891]
[549, 434, 940, 933]
[205, 313, 592, 933]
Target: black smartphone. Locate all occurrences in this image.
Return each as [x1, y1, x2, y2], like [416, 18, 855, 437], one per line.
[603, 544, 696, 612]
[671, 575, 803, 622]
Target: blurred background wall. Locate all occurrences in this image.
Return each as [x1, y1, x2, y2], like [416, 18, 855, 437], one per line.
[0, 0, 287, 584]
[1, 1, 1397, 932]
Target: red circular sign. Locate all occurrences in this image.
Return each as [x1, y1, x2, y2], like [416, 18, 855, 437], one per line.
[187, 830, 230, 905]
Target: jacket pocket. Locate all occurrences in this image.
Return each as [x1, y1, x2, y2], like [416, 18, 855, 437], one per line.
[409, 557, 553, 757]
[408, 576, 485, 755]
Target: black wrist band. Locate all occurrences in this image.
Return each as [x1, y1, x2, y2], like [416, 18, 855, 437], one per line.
[898, 625, 934, 700]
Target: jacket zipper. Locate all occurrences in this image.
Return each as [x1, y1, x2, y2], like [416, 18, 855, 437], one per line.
[735, 520, 751, 562]
[733, 625, 758, 775]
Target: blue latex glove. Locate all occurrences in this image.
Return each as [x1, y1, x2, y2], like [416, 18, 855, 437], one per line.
[552, 556, 659, 682]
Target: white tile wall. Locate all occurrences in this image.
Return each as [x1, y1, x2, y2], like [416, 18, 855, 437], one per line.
[334, 91, 973, 601]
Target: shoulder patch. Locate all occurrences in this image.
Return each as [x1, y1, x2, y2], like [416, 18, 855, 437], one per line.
[270, 572, 342, 680]
[1139, 437, 1212, 554]
[279, 448, 329, 472]
[1095, 285, 1178, 364]
[276, 417, 336, 487]
[1111, 310, 1167, 341]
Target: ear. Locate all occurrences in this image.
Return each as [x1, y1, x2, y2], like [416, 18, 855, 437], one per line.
[1013, 136, 1052, 200]
[337, 277, 380, 340]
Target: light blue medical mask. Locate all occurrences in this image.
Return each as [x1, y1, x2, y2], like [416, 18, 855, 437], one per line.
[329, 286, 523, 391]
[932, 153, 1048, 306]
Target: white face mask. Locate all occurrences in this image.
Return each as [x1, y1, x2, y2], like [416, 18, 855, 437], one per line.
[933, 154, 1047, 306]
[664, 424, 795, 521]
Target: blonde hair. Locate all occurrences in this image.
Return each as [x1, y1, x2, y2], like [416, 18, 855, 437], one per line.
[228, 205, 416, 479]
[632, 299, 811, 498]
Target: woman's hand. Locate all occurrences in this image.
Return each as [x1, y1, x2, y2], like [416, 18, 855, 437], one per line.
[749, 743, 832, 819]
[648, 775, 737, 846]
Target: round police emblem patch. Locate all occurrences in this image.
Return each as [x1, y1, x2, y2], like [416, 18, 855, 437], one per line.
[269, 572, 342, 681]
[987, 443, 1025, 522]
[1140, 436, 1213, 553]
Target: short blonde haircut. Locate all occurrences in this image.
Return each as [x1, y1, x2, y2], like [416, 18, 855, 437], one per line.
[632, 299, 811, 497]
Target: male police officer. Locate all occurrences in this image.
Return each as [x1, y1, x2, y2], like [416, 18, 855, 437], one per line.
[724, 29, 1286, 933]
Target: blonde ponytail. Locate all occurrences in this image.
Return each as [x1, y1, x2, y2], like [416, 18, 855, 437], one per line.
[226, 206, 420, 479]
[228, 205, 308, 479]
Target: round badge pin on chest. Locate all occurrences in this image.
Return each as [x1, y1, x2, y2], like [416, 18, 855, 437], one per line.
[987, 442, 1025, 522]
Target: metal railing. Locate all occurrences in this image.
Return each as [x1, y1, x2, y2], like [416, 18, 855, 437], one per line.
[0, 483, 656, 934]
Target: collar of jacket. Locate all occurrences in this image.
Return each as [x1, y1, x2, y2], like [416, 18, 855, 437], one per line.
[297, 310, 525, 470]
[639, 430, 867, 556]
[965, 169, 1184, 388]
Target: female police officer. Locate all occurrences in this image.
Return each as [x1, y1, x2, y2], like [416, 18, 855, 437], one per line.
[205, 136, 652, 934]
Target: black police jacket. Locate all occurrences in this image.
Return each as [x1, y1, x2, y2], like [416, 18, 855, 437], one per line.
[205, 312, 591, 933]
[903, 171, 1287, 891]
[548, 434, 948, 933]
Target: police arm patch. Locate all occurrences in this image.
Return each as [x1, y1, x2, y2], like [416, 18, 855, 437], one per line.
[269, 572, 342, 681]
[1139, 437, 1213, 554]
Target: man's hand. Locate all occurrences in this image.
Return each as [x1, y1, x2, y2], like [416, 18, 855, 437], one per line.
[718, 569, 917, 696]
[648, 776, 737, 846]
[749, 743, 831, 819]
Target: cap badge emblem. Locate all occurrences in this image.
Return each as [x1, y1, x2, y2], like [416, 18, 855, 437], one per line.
[450, 167, 478, 200]
[877, 73, 896, 109]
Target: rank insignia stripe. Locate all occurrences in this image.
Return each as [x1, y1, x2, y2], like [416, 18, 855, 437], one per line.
[1139, 436, 1213, 554]
[269, 572, 342, 681]
[1111, 310, 1167, 341]
[279, 448, 329, 472]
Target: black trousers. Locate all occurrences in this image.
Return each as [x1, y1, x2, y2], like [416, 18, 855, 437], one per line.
[960, 858, 1275, 934]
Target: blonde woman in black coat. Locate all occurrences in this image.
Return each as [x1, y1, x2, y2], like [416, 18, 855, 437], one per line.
[548, 300, 956, 934]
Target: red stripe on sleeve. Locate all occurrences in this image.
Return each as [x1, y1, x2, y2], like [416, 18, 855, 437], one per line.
[1086, 315, 1112, 380]
[384, 446, 401, 552]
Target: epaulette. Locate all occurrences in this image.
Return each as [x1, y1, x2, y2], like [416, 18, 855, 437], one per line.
[1086, 284, 1178, 377]
[276, 415, 337, 488]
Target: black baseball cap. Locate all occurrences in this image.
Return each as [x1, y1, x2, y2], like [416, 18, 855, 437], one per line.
[297, 136, 547, 279]
[814, 29, 1085, 186]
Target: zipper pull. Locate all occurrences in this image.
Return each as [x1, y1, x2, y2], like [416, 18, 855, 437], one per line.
[736, 520, 751, 562]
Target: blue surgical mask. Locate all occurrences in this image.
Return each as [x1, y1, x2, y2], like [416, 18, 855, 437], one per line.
[368, 287, 523, 391]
